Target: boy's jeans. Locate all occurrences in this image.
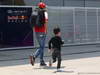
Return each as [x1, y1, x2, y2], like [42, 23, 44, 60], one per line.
[34, 32, 46, 63]
[52, 49, 61, 69]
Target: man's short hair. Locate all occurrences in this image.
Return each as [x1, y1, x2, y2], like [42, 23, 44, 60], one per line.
[53, 27, 60, 35]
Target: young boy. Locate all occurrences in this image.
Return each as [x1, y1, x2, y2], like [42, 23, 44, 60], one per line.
[48, 27, 64, 71]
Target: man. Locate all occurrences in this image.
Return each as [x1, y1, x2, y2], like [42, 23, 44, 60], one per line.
[30, 2, 48, 67]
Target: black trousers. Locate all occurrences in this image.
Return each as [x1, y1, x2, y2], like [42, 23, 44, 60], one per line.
[52, 50, 61, 69]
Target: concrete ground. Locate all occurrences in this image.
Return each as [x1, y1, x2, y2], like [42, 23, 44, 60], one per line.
[0, 51, 100, 75]
[0, 45, 100, 75]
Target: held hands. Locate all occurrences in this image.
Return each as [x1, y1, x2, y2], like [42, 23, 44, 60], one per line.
[48, 49, 52, 53]
[48, 48, 53, 53]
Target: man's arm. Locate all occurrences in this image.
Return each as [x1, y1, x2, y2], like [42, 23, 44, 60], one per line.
[44, 11, 48, 33]
[44, 11, 48, 22]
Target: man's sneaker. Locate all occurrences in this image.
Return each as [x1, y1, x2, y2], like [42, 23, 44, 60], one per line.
[29, 55, 35, 66]
[40, 62, 47, 66]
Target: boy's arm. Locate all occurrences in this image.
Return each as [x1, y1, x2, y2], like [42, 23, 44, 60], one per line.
[48, 39, 52, 49]
[60, 37, 64, 45]
[48, 39, 53, 53]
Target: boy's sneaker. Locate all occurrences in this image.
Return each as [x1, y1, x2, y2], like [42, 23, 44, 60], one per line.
[49, 59, 56, 67]
[29, 55, 35, 66]
[49, 59, 53, 67]
[53, 59, 56, 63]
[57, 69, 63, 72]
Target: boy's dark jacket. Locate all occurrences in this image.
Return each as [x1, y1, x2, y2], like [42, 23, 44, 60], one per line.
[48, 36, 64, 51]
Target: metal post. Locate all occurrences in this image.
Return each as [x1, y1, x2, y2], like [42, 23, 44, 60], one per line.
[84, 0, 85, 7]
[12, 0, 14, 5]
[63, 0, 65, 6]
[85, 8, 88, 41]
[96, 8, 99, 40]
[73, 8, 76, 42]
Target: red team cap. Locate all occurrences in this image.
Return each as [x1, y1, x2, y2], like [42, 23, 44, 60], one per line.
[38, 2, 46, 9]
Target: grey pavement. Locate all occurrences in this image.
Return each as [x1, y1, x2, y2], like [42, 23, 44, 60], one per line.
[0, 45, 100, 75]
[0, 47, 100, 75]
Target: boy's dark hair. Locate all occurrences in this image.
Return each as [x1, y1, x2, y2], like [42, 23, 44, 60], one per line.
[53, 27, 60, 35]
